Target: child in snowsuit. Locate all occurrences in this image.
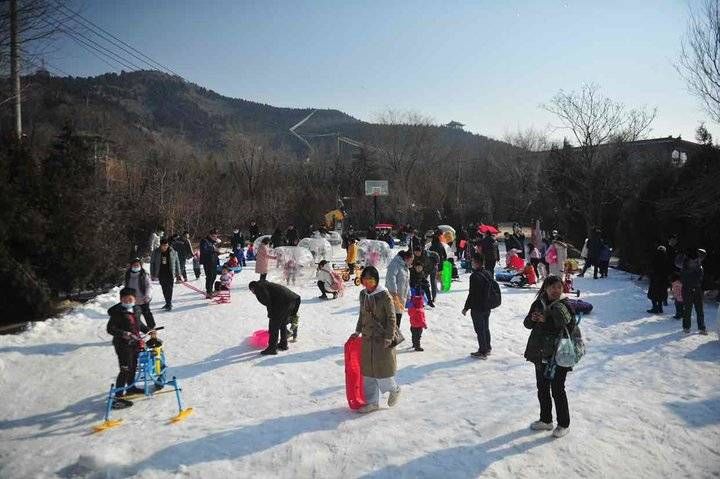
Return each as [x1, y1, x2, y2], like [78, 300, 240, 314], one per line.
[528, 243, 541, 278]
[671, 273, 683, 320]
[192, 251, 201, 280]
[410, 263, 432, 305]
[214, 266, 234, 291]
[226, 253, 239, 269]
[284, 258, 299, 286]
[106, 287, 149, 408]
[408, 292, 427, 351]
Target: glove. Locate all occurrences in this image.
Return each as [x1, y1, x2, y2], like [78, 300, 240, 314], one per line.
[122, 331, 131, 339]
[350, 332, 360, 339]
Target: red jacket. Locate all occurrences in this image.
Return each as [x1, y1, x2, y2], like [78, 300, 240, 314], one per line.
[408, 295, 427, 328]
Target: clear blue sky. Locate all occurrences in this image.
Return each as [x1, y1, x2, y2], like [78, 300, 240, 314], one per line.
[46, 0, 710, 142]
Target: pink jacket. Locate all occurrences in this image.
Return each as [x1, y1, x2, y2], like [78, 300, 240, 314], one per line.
[254, 244, 276, 274]
[671, 280, 683, 303]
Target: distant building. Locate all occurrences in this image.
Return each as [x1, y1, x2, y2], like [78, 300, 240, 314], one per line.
[523, 136, 703, 168]
[445, 121, 465, 130]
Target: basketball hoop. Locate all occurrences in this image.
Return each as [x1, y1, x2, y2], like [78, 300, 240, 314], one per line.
[365, 180, 389, 197]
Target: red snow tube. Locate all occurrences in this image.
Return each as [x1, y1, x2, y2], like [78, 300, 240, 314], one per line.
[250, 329, 270, 349]
[344, 337, 366, 410]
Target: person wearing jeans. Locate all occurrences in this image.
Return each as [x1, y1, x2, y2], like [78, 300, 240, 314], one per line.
[462, 253, 493, 359]
[681, 249, 708, 334]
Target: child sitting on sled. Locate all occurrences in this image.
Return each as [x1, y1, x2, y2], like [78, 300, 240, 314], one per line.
[214, 266, 234, 291]
[408, 291, 427, 351]
[226, 253, 239, 269]
[505, 248, 524, 271]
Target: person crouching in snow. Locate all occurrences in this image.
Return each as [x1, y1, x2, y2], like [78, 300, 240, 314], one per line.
[215, 266, 234, 291]
[106, 287, 149, 408]
[249, 280, 301, 355]
[350, 266, 401, 413]
[408, 292, 427, 351]
[316, 260, 338, 300]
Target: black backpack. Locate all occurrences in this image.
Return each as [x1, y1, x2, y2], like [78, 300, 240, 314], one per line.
[485, 271, 502, 309]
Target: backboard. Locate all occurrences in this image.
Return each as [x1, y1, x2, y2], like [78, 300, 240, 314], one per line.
[364, 180, 389, 196]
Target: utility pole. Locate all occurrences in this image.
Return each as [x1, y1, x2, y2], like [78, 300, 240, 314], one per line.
[10, 0, 22, 138]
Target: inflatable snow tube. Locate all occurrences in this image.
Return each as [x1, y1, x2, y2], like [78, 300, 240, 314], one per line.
[250, 329, 270, 349]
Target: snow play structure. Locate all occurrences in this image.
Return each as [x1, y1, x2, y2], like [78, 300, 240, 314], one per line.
[297, 237, 334, 262]
[357, 239, 392, 269]
[270, 246, 316, 284]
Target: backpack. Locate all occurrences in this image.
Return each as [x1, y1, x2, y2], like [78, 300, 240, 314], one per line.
[485, 271, 502, 309]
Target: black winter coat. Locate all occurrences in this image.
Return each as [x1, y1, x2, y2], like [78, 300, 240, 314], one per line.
[429, 239, 447, 262]
[464, 268, 492, 312]
[523, 296, 574, 364]
[285, 229, 298, 246]
[252, 281, 301, 322]
[106, 303, 149, 346]
[647, 251, 671, 301]
[480, 236, 499, 262]
[231, 233, 245, 251]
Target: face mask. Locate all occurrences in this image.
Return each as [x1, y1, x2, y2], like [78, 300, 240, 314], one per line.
[131, 266, 141, 273]
[122, 302, 135, 310]
[233, 230, 239, 234]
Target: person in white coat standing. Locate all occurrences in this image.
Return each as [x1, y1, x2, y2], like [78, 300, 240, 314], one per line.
[385, 250, 413, 328]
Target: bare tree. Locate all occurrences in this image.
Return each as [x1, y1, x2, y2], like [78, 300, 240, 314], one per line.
[541, 83, 656, 150]
[540, 83, 657, 232]
[504, 127, 552, 152]
[0, 0, 61, 71]
[677, 0, 720, 123]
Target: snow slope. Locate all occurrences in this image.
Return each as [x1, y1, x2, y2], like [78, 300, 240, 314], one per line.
[1, 255, 719, 479]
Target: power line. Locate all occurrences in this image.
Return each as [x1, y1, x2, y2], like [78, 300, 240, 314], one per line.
[51, 0, 181, 77]
[40, 15, 141, 71]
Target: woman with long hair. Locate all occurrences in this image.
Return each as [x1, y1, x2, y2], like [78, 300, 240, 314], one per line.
[523, 275, 576, 438]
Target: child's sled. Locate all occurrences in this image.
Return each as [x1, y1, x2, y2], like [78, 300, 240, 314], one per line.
[344, 336, 366, 410]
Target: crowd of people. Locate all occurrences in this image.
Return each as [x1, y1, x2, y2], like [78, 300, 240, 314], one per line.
[647, 244, 709, 335]
[105, 219, 713, 439]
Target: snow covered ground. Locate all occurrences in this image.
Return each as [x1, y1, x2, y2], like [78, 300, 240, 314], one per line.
[1, 252, 719, 479]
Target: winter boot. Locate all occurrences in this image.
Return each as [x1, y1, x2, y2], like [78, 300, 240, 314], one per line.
[530, 420, 554, 431]
[358, 403, 379, 413]
[388, 387, 401, 407]
[552, 426, 570, 438]
[260, 348, 278, 355]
